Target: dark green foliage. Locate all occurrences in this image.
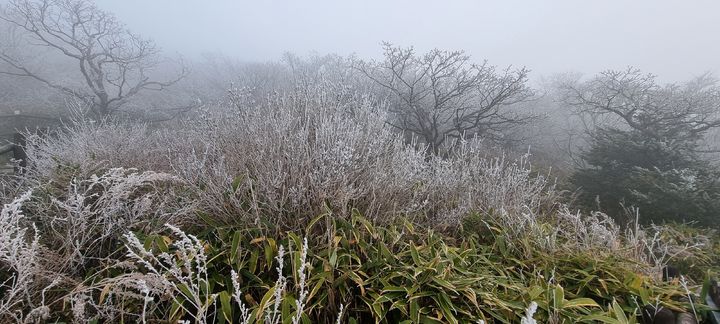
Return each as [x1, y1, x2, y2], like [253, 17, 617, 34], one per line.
[103, 212, 700, 324]
[571, 128, 720, 227]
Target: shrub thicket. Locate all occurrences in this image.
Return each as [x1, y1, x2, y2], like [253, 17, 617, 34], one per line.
[0, 86, 718, 322]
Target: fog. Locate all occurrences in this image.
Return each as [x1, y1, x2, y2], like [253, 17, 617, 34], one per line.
[2, 1, 720, 321]
[96, 0, 720, 82]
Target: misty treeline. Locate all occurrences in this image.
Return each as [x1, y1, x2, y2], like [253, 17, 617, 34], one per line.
[0, 1, 719, 323]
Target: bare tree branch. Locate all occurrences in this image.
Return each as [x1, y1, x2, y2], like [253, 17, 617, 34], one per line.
[0, 0, 187, 117]
[354, 42, 535, 153]
[560, 67, 720, 149]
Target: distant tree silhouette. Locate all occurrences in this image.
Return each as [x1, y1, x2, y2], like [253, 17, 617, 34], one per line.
[355, 42, 535, 154]
[0, 0, 186, 117]
[564, 68, 720, 226]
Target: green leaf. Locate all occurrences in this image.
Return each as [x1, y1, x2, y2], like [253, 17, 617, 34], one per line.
[306, 213, 327, 233]
[410, 299, 421, 323]
[372, 301, 387, 319]
[249, 250, 259, 273]
[219, 291, 233, 322]
[230, 231, 242, 264]
[143, 235, 153, 250]
[563, 298, 600, 309]
[553, 285, 565, 311]
[611, 300, 629, 323]
[700, 275, 711, 301]
[256, 286, 277, 319]
[329, 249, 338, 268]
[155, 235, 170, 253]
[382, 286, 407, 293]
[177, 283, 194, 301]
[431, 278, 457, 293]
[265, 242, 274, 268]
[282, 294, 293, 322]
[431, 293, 458, 324]
[410, 243, 421, 265]
[528, 285, 544, 300]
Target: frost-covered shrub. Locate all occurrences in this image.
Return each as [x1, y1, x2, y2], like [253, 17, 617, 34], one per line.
[627, 222, 719, 280]
[144, 85, 558, 228]
[17, 83, 558, 230]
[23, 167, 193, 274]
[167, 86, 409, 226]
[556, 207, 621, 251]
[0, 167, 194, 321]
[0, 191, 42, 322]
[117, 225, 315, 324]
[22, 120, 167, 181]
[123, 224, 217, 324]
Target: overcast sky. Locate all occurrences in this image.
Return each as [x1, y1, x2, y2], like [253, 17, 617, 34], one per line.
[96, 0, 720, 82]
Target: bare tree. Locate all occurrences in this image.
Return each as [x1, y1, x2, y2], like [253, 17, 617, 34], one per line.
[0, 0, 187, 117]
[561, 68, 720, 147]
[354, 42, 535, 153]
